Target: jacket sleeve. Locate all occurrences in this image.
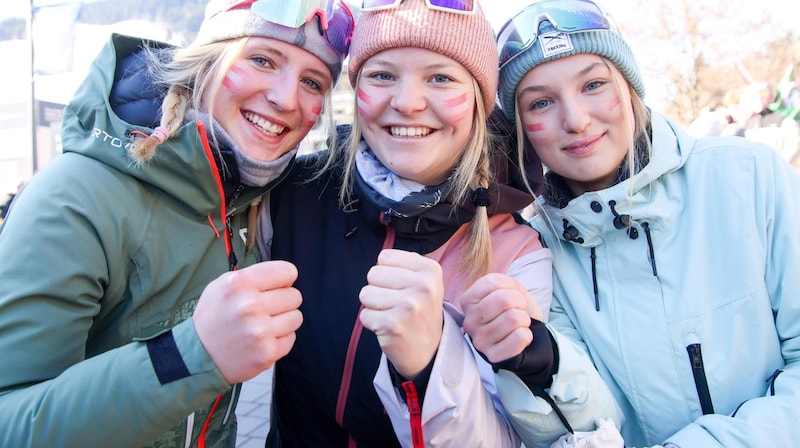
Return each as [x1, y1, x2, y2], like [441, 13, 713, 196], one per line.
[495, 320, 625, 448]
[663, 146, 800, 448]
[372, 246, 555, 447]
[492, 239, 623, 447]
[374, 304, 521, 448]
[508, 246, 554, 321]
[0, 161, 231, 448]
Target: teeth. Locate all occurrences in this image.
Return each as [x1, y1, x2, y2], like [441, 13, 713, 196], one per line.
[244, 112, 285, 136]
[390, 126, 432, 138]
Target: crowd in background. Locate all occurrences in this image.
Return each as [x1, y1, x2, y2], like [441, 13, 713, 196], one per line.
[686, 65, 800, 168]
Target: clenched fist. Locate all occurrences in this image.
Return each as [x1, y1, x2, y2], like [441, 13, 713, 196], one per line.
[193, 260, 303, 384]
[359, 249, 444, 379]
[461, 273, 541, 364]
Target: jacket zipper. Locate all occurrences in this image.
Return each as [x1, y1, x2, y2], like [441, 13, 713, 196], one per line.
[686, 343, 714, 414]
[195, 120, 235, 446]
[379, 214, 425, 446]
[335, 213, 397, 447]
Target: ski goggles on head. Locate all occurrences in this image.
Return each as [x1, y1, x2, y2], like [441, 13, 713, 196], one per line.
[497, 0, 612, 69]
[361, 0, 476, 15]
[226, 0, 355, 55]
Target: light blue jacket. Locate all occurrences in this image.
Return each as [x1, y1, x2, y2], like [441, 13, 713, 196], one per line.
[497, 112, 800, 447]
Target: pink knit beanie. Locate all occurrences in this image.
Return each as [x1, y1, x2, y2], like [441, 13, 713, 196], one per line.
[347, 0, 498, 115]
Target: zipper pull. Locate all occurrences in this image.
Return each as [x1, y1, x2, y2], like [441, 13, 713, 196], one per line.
[686, 343, 715, 415]
[225, 215, 237, 270]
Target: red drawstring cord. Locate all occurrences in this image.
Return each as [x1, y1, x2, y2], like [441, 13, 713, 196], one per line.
[401, 381, 424, 448]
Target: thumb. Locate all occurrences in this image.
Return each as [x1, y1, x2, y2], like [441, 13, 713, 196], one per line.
[235, 260, 298, 291]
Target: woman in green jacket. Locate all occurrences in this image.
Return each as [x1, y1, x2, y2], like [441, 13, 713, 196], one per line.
[0, 0, 353, 447]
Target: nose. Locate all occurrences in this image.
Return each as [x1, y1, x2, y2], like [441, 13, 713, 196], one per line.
[265, 75, 299, 112]
[390, 79, 426, 115]
[562, 96, 591, 133]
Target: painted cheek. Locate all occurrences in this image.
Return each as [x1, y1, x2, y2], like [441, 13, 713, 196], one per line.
[608, 96, 622, 111]
[356, 88, 373, 118]
[222, 65, 250, 93]
[306, 104, 322, 128]
[441, 93, 471, 124]
[525, 122, 550, 147]
[525, 122, 545, 132]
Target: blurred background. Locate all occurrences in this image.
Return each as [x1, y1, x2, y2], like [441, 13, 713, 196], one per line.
[1, 0, 798, 201]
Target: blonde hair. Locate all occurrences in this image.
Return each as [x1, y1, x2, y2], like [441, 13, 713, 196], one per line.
[126, 39, 242, 164]
[127, 37, 337, 167]
[319, 75, 494, 279]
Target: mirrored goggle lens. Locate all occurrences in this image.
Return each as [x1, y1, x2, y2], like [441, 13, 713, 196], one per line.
[249, 0, 329, 28]
[361, 0, 401, 9]
[497, 0, 610, 68]
[249, 0, 354, 55]
[362, 0, 474, 14]
[323, 0, 354, 54]
[427, 0, 474, 13]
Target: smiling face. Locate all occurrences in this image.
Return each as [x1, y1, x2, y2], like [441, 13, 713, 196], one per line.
[515, 53, 634, 195]
[210, 37, 331, 162]
[355, 47, 477, 186]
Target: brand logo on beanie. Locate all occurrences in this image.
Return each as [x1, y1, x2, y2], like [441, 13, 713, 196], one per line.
[539, 31, 573, 58]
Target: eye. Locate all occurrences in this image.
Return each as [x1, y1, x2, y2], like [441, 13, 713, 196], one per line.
[585, 80, 606, 92]
[367, 71, 394, 82]
[251, 55, 274, 69]
[431, 74, 453, 84]
[302, 77, 323, 92]
[530, 98, 553, 111]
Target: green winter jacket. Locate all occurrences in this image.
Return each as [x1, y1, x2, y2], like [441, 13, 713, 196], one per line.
[0, 34, 286, 447]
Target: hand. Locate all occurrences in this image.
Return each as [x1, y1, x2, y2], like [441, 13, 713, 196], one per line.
[462, 273, 539, 363]
[193, 261, 303, 384]
[359, 249, 444, 379]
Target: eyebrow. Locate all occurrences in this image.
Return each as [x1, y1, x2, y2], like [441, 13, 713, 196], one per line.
[255, 45, 332, 85]
[518, 61, 607, 95]
[365, 58, 460, 73]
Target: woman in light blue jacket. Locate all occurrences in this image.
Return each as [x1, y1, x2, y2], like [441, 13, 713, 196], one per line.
[462, 1, 800, 447]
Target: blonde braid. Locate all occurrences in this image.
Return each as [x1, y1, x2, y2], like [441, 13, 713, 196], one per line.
[127, 84, 191, 165]
[463, 149, 492, 281]
[448, 79, 492, 281]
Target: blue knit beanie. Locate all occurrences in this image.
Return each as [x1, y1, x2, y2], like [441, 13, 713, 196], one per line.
[498, 11, 645, 123]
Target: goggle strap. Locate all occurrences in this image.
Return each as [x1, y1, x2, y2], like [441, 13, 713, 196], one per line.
[306, 8, 329, 31]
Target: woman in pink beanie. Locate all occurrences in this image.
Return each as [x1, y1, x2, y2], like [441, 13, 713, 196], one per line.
[264, 0, 553, 446]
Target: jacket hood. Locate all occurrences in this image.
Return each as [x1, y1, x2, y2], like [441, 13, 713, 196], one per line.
[535, 113, 691, 247]
[60, 33, 223, 217]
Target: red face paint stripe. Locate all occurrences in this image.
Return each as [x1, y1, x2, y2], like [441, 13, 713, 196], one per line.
[443, 93, 468, 109]
[223, 65, 246, 90]
[526, 123, 545, 132]
[357, 88, 372, 104]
